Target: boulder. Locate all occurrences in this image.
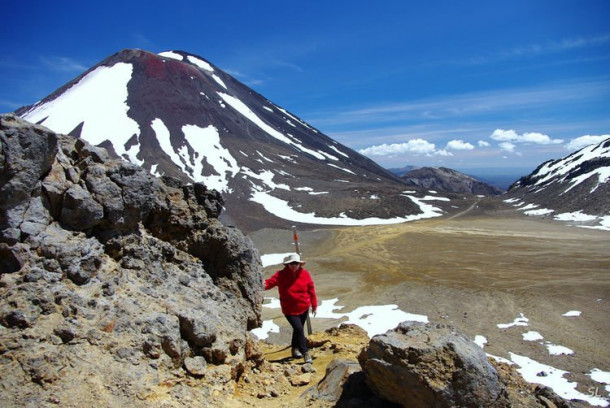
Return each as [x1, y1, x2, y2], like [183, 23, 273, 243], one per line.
[358, 322, 510, 408]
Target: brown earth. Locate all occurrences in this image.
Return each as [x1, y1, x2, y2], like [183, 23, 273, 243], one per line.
[230, 325, 373, 407]
[247, 197, 610, 406]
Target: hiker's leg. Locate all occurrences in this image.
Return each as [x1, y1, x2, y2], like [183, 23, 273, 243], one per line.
[295, 310, 309, 353]
[285, 313, 308, 354]
[297, 310, 311, 362]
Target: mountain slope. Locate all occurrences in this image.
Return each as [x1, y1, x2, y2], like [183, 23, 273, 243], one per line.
[504, 137, 610, 229]
[16, 49, 444, 231]
[400, 167, 503, 195]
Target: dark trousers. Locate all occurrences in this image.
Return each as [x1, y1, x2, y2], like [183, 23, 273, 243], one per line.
[285, 310, 309, 354]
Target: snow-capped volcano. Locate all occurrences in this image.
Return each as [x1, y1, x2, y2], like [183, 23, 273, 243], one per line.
[17, 49, 442, 231]
[504, 137, 610, 229]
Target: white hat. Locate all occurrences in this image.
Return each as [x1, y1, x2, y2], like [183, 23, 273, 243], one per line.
[283, 253, 306, 265]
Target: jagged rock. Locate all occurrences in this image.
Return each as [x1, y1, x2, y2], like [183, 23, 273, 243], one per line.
[0, 114, 58, 210]
[358, 321, 510, 408]
[60, 183, 105, 230]
[0, 242, 24, 272]
[0, 114, 263, 407]
[303, 359, 361, 401]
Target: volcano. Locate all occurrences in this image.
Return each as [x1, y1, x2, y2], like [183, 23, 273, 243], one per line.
[16, 49, 457, 231]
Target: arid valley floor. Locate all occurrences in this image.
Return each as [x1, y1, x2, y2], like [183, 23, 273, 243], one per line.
[250, 197, 610, 404]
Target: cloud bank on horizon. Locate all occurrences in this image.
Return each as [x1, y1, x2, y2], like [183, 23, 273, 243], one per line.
[358, 130, 610, 166]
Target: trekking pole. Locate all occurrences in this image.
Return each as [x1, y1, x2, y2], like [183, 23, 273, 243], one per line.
[292, 226, 313, 335]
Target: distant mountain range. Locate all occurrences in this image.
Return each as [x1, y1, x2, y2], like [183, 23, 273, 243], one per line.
[387, 165, 419, 177]
[504, 137, 610, 228]
[395, 167, 503, 196]
[388, 166, 528, 191]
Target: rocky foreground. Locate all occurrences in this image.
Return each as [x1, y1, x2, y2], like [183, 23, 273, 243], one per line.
[238, 324, 572, 408]
[0, 115, 574, 407]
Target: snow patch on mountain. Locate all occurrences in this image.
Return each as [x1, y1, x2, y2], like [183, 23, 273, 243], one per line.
[186, 55, 214, 72]
[247, 190, 444, 226]
[241, 168, 290, 191]
[497, 313, 529, 329]
[276, 106, 318, 133]
[212, 75, 227, 89]
[21, 63, 140, 160]
[328, 163, 355, 174]
[533, 139, 610, 192]
[151, 118, 239, 192]
[159, 51, 184, 62]
[183, 123, 239, 192]
[329, 144, 349, 158]
[218, 92, 327, 161]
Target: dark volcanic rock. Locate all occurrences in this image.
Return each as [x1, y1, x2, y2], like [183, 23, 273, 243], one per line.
[0, 114, 58, 210]
[0, 114, 263, 406]
[358, 322, 510, 408]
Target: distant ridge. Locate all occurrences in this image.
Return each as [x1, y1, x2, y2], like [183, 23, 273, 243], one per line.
[504, 137, 610, 229]
[399, 167, 503, 196]
[387, 165, 419, 177]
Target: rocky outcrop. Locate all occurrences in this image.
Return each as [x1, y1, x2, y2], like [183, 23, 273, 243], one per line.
[358, 322, 508, 407]
[0, 114, 264, 407]
[356, 322, 570, 408]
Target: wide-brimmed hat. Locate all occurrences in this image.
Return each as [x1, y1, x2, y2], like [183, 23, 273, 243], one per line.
[283, 253, 306, 265]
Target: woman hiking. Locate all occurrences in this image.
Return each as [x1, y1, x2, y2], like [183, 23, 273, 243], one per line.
[264, 253, 317, 363]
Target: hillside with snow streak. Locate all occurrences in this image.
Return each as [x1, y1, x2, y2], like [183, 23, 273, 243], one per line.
[16, 49, 451, 231]
[505, 137, 610, 230]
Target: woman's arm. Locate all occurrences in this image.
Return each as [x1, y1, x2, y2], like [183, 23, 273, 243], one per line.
[264, 271, 279, 290]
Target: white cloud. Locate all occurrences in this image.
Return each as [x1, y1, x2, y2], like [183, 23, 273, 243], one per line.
[491, 129, 519, 142]
[446, 139, 474, 150]
[309, 79, 610, 129]
[478, 140, 490, 147]
[522, 132, 563, 144]
[565, 135, 610, 151]
[499, 142, 516, 152]
[359, 138, 437, 156]
[490, 129, 563, 145]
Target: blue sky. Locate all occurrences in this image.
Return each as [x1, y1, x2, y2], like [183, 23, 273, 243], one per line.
[2, 0, 609, 175]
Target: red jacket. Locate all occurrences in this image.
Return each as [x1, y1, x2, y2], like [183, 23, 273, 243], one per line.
[265, 267, 317, 316]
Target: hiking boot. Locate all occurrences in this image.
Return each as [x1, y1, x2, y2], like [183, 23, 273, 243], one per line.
[292, 348, 303, 358]
[303, 352, 312, 364]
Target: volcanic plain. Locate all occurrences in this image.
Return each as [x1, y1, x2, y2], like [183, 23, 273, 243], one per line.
[250, 197, 610, 402]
